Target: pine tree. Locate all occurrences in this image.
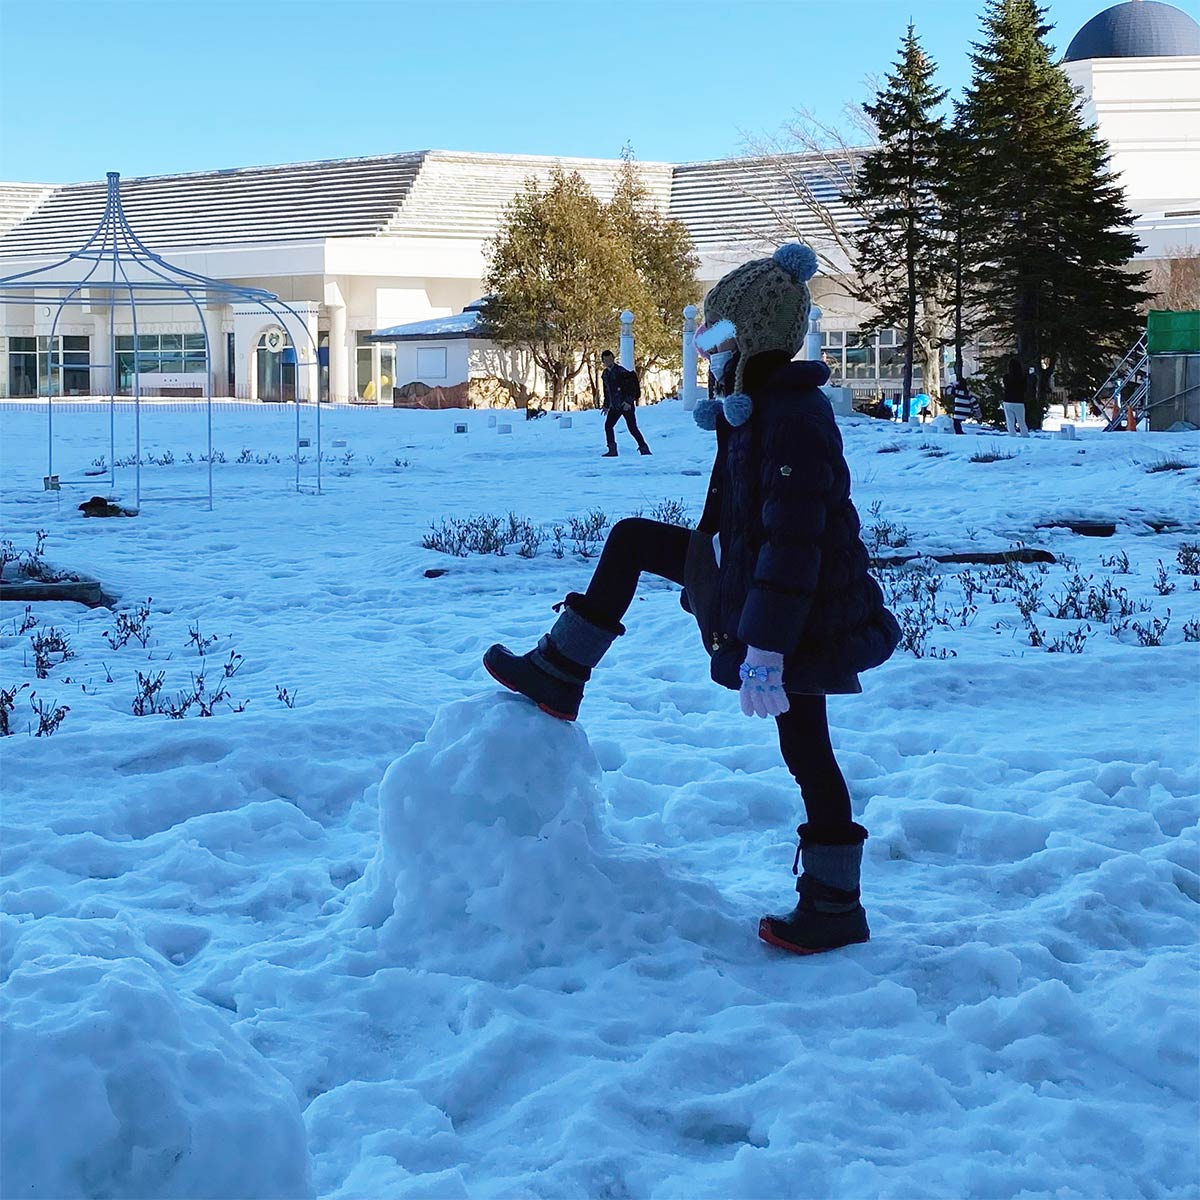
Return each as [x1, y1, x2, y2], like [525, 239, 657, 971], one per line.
[936, 118, 980, 386]
[957, 0, 1149, 427]
[849, 25, 948, 411]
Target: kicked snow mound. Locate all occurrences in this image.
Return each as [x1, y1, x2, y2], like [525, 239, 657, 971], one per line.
[346, 694, 737, 976]
[0, 919, 314, 1200]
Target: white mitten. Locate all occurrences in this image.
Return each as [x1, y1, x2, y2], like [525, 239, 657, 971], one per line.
[739, 646, 790, 718]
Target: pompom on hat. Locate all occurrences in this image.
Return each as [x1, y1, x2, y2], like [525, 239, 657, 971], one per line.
[696, 242, 819, 429]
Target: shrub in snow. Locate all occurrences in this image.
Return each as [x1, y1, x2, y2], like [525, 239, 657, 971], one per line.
[345, 696, 734, 978]
[1154, 561, 1176, 596]
[1176, 542, 1200, 577]
[103, 599, 153, 650]
[1142, 454, 1195, 474]
[0, 923, 314, 1199]
[1132, 613, 1171, 647]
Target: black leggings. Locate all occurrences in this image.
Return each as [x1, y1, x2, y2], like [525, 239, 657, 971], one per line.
[583, 518, 855, 837]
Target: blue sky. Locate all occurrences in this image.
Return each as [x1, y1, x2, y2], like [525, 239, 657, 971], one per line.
[0, 0, 1163, 182]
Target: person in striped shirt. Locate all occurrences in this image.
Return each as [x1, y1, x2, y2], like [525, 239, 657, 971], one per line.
[946, 378, 981, 434]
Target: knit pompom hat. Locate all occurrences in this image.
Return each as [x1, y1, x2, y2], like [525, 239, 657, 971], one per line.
[694, 243, 819, 431]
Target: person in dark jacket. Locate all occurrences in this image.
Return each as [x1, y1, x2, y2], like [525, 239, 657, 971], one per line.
[599, 350, 651, 457]
[484, 244, 899, 956]
[1001, 356, 1030, 437]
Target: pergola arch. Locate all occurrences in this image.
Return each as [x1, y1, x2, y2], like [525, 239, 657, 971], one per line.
[0, 172, 323, 506]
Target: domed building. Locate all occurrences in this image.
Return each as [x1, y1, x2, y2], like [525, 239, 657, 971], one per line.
[1060, 0, 1200, 253]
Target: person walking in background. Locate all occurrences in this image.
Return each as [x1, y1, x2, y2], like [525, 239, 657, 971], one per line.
[600, 350, 651, 457]
[947, 376, 981, 434]
[484, 245, 900, 956]
[1001, 356, 1030, 437]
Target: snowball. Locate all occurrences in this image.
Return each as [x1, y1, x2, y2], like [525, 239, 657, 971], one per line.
[0, 923, 313, 1200]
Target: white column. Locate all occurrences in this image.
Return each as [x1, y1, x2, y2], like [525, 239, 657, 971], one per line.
[326, 281, 349, 403]
[371, 342, 382, 402]
[682, 304, 698, 411]
[90, 306, 112, 397]
[202, 306, 225, 396]
[619, 310, 635, 370]
[805, 304, 823, 361]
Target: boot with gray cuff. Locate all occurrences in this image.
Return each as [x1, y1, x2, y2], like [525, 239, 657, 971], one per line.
[759, 823, 871, 955]
[483, 593, 624, 721]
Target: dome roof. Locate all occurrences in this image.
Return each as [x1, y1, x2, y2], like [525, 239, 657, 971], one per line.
[1064, 1, 1200, 62]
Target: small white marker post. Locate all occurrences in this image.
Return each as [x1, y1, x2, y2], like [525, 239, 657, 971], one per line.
[498, 423, 512, 435]
[454, 422, 468, 434]
[487, 413, 497, 428]
[682, 304, 698, 412]
[560, 416, 573, 429]
[619, 310, 635, 370]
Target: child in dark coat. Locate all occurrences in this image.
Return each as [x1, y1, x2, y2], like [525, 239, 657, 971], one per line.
[484, 244, 899, 955]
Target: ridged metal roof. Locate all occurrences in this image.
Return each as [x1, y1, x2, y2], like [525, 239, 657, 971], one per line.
[0, 154, 428, 256]
[0, 149, 856, 260]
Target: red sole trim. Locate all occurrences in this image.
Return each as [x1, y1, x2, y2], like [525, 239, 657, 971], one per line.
[482, 656, 577, 722]
[757, 921, 827, 956]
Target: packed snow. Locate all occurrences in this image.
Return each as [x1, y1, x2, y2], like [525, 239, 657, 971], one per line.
[0, 397, 1197, 1200]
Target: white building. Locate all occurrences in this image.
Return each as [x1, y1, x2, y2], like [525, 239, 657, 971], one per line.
[1, 0, 1196, 404]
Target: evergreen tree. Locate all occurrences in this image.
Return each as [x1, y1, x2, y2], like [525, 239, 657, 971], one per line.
[485, 169, 636, 410]
[957, 0, 1149, 427]
[849, 25, 948, 410]
[936, 117, 981, 386]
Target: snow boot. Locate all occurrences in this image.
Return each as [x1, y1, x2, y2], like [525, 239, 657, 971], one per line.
[601, 449, 619, 458]
[759, 823, 870, 955]
[483, 593, 624, 721]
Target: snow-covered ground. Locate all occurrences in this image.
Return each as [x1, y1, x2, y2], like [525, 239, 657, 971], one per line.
[1, 399, 1197, 1200]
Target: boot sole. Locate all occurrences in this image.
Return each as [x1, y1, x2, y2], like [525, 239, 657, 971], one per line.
[757, 918, 869, 956]
[483, 655, 578, 722]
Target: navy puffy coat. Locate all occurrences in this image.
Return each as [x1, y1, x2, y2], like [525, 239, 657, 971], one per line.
[695, 351, 900, 694]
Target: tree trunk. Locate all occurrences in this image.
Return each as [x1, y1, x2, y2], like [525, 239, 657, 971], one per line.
[903, 244, 917, 414]
[953, 222, 965, 383]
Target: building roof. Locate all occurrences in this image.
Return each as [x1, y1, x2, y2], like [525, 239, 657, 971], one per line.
[1064, 1, 1200, 62]
[670, 153, 862, 249]
[0, 149, 854, 262]
[370, 308, 488, 341]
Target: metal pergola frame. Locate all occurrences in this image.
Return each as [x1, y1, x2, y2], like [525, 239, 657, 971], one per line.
[0, 171, 323, 507]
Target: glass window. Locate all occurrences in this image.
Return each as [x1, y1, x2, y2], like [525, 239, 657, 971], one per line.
[116, 335, 133, 351]
[159, 352, 184, 373]
[844, 331, 872, 380]
[8, 351, 36, 396]
[63, 335, 89, 352]
[9, 336, 35, 352]
[356, 347, 373, 397]
[381, 346, 395, 392]
[117, 352, 136, 392]
[137, 334, 158, 351]
[160, 333, 182, 352]
[184, 333, 207, 351]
